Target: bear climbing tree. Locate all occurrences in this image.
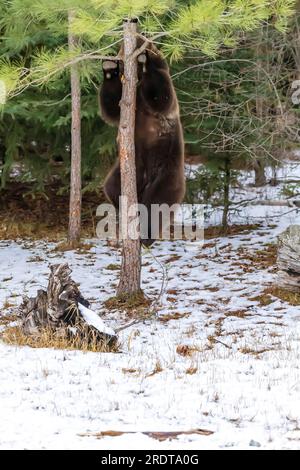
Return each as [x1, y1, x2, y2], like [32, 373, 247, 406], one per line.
[100, 20, 185, 296]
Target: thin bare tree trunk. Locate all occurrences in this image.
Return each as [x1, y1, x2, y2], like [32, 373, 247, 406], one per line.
[117, 19, 141, 296]
[222, 161, 230, 232]
[68, 10, 82, 244]
[254, 160, 267, 187]
[254, 30, 267, 187]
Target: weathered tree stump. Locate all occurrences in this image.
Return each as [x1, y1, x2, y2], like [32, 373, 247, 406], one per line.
[277, 225, 300, 291]
[19, 263, 117, 347]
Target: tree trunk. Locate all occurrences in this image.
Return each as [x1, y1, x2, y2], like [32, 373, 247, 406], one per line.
[254, 160, 267, 187]
[117, 19, 141, 296]
[277, 225, 300, 291]
[269, 166, 278, 186]
[222, 161, 230, 232]
[68, 10, 82, 244]
[254, 30, 267, 188]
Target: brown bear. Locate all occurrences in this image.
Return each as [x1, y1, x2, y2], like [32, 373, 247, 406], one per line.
[99, 39, 185, 245]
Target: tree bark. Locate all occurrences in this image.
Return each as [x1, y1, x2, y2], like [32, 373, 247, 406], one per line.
[254, 160, 267, 187]
[117, 19, 141, 296]
[68, 10, 82, 244]
[222, 161, 230, 232]
[254, 30, 267, 188]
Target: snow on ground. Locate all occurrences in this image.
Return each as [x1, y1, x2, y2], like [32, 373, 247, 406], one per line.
[1, 164, 300, 450]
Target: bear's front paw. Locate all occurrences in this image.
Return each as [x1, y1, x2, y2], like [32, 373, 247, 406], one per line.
[102, 60, 118, 79]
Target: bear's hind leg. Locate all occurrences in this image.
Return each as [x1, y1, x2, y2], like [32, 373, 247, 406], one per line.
[103, 162, 121, 209]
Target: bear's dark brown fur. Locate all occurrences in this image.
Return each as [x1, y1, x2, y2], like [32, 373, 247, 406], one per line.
[99, 40, 185, 245]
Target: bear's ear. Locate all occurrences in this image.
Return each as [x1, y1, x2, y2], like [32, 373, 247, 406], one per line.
[102, 60, 119, 79]
[103, 60, 118, 71]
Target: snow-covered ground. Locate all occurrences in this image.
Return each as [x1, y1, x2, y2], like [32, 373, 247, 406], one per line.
[1, 163, 300, 450]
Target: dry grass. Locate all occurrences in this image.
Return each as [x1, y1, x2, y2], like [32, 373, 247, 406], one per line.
[204, 224, 261, 239]
[80, 428, 214, 440]
[239, 346, 273, 356]
[166, 296, 177, 303]
[225, 310, 250, 319]
[237, 244, 277, 270]
[264, 287, 300, 306]
[0, 314, 18, 326]
[2, 299, 16, 310]
[0, 219, 66, 241]
[249, 286, 300, 307]
[104, 263, 120, 271]
[146, 361, 163, 377]
[104, 291, 151, 315]
[176, 344, 200, 357]
[0, 181, 104, 241]
[159, 312, 190, 323]
[249, 293, 274, 306]
[54, 241, 94, 253]
[122, 367, 141, 375]
[0, 325, 119, 353]
[165, 254, 181, 263]
[0, 219, 95, 242]
[186, 366, 198, 375]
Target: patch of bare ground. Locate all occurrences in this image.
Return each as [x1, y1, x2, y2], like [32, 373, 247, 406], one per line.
[230, 261, 256, 274]
[263, 287, 300, 306]
[202, 242, 217, 250]
[0, 314, 18, 326]
[223, 276, 240, 281]
[80, 428, 213, 441]
[215, 298, 231, 305]
[186, 366, 198, 375]
[166, 289, 178, 295]
[104, 291, 152, 317]
[249, 293, 274, 306]
[224, 310, 251, 318]
[104, 263, 120, 271]
[54, 242, 95, 253]
[237, 244, 277, 270]
[206, 286, 220, 292]
[238, 346, 275, 356]
[176, 344, 201, 356]
[204, 224, 261, 239]
[1, 299, 16, 310]
[159, 312, 190, 323]
[167, 296, 177, 303]
[165, 254, 181, 263]
[122, 368, 141, 375]
[0, 181, 105, 240]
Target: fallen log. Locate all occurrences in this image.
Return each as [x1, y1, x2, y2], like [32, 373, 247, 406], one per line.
[19, 263, 117, 347]
[277, 225, 300, 292]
